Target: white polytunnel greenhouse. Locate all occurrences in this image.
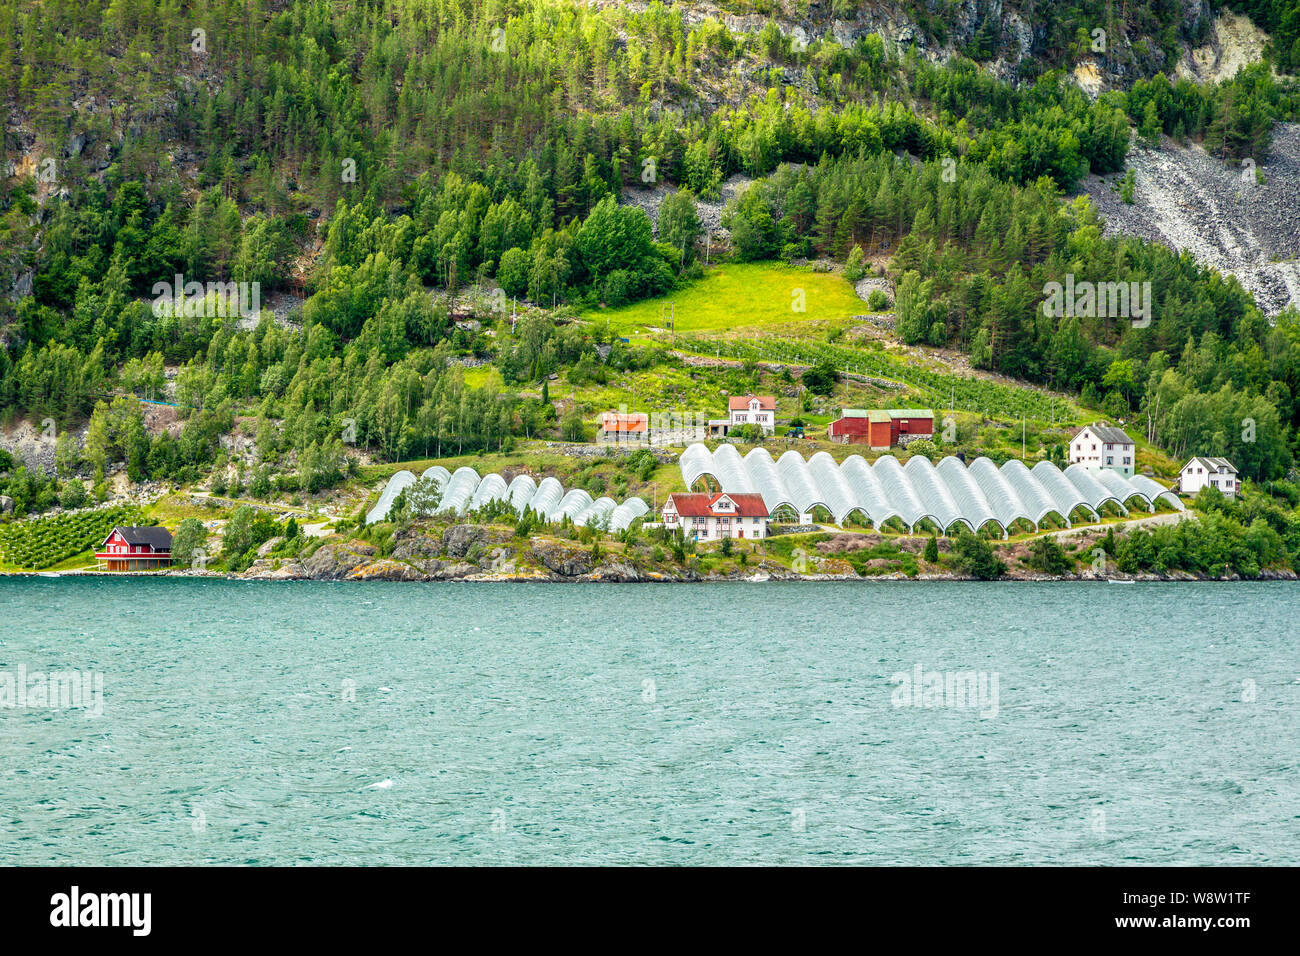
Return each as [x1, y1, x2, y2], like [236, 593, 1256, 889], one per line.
[366, 467, 649, 531]
[678, 443, 1182, 535]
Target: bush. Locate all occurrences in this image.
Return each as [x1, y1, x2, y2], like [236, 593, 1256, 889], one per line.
[801, 358, 838, 395]
[906, 438, 938, 459]
[866, 288, 891, 311]
[923, 535, 939, 562]
[59, 479, 88, 510]
[171, 517, 209, 567]
[1026, 536, 1071, 575]
[951, 531, 1005, 579]
[845, 245, 866, 281]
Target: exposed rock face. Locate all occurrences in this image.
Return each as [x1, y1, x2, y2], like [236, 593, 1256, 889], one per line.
[1176, 11, 1273, 85]
[532, 542, 597, 577]
[1083, 123, 1300, 315]
[255, 536, 283, 558]
[582, 561, 641, 582]
[441, 524, 487, 558]
[590, 0, 1215, 93]
[391, 535, 442, 562]
[301, 542, 376, 580]
[347, 559, 428, 581]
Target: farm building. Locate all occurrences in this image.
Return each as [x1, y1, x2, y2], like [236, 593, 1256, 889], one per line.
[1178, 458, 1240, 498]
[96, 526, 173, 571]
[596, 411, 649, 444]
[727, 395, 776, 434]
[827, 409, 934, 449]
[1069, 424, 1135, 478]
[662, 492, 769, 541]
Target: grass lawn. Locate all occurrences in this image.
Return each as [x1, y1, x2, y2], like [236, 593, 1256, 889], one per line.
[461, 365, 504, 389]
[582, 263, 864, 339]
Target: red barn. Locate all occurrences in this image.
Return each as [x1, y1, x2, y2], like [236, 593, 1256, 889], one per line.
[96, 526, 173, 571]
[827, 408, 933, 449]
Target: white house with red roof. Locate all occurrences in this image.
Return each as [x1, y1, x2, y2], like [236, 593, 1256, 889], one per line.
[727, 394, 776, 434]
[662, 492, 769, 540]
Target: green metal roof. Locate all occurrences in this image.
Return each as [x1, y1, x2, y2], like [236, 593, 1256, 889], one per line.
[886, 408, 934, 419]
[841, 409, 890, 422]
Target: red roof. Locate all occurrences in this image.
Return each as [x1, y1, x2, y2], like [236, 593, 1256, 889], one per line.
[727, 394, 775, 412]
[597, 411, 648, 433]
[667, 492, 768, 518]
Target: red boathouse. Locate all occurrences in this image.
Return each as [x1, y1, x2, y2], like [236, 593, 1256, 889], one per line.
[96, 526, 173, 571]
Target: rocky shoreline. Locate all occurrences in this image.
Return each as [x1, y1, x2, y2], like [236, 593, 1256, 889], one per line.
[18, 521, 1294, 584]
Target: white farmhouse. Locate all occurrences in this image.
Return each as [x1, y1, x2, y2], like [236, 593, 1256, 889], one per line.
[661, 492, 769, 541]
[728, 395, 776, 434]
[1069, 423, 1135, 478]
[1179, 457, 1240, 498]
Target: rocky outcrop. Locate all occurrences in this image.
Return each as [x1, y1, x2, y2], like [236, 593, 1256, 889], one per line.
[301, 541, 376, 580]
[532, 542, 597, 577]
[347, 559, 428, 582]
[441, 524, 488, 558]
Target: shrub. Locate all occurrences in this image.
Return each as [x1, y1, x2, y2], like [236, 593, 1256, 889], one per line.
[171, 517, 208, 567]
[951, 531, 1005, 579]
[59, 479, 88, 510]
[1026, 536, 1071, 575]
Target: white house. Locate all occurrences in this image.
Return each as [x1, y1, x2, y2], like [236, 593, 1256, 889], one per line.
[1179, 457, 1240, 498]
[1069, 424, 1135, 478]
[662, 492, 769, 540]
[727, 395, 776, 434]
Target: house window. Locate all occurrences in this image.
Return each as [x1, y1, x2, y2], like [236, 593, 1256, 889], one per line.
[1106, 457, 1113, 465]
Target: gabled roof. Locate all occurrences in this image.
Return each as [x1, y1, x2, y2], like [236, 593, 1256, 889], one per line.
[597, 411, 648, 432]
[1075, 423, 1133, 444]
[886, 408, 933, 419]
[102, 526, 173, 550]
[666, 492, 768, 518]
[1183, 457, 1237, 474]
[728, 394, 775, 411]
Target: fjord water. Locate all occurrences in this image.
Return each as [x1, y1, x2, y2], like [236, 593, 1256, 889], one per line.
[3, 577, 1297, 865]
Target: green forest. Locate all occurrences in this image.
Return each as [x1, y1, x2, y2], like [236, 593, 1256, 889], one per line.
[2, 0, 1299, 522]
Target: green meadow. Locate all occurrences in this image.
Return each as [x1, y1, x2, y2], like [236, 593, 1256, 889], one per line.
[582, 263, 865, 339]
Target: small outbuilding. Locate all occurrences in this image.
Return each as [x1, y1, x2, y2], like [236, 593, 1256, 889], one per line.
[828, 408, 933, 449]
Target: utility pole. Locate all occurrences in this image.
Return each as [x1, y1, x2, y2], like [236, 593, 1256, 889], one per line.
[1022, 416, 1026, 461]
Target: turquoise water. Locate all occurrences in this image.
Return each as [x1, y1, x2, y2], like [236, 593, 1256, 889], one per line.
[2, 577, 1297, 865]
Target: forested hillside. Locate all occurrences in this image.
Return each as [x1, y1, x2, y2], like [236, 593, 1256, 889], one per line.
[1, 0, 1299, 519]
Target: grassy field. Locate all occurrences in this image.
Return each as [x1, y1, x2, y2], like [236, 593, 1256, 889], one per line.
[582, 263, 864, 339]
